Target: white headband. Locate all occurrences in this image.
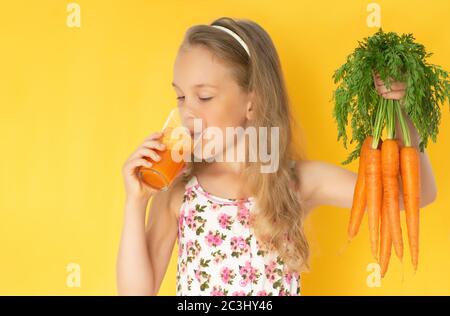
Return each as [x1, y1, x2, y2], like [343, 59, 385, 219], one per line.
[211, 25, 250, 57]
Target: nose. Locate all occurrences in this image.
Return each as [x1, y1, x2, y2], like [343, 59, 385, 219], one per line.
[179, 110, 197, 132]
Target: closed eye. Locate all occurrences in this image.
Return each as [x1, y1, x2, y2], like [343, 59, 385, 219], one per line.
[177, 96, 185, 101]
[199, 97, 213, 102]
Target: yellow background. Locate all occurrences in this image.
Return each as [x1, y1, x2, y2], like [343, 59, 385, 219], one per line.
[1, 0, 449, 295]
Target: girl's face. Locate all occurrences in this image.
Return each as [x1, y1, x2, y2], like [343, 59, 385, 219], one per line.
[172, 45, 253, 160]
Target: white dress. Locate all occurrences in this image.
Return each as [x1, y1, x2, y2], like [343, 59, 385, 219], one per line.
[176, 175, 301, 296]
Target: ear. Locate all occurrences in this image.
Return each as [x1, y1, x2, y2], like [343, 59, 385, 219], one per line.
[245, 91, 256, 121]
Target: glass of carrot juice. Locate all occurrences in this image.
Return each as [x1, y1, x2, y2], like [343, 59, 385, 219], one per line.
[137, 108, 193, 191]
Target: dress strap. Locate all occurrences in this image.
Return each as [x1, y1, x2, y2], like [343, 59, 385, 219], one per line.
[184, 174, 199, 190]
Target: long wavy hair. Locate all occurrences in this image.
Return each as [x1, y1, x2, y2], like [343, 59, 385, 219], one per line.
[178, 17, 309, 274]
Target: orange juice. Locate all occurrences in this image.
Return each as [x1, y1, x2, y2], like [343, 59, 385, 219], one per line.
[138, 121, 193, 191]
[138, 146, 186, 191]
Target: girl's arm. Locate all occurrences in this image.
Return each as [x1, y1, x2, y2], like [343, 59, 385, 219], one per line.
[117, 131, 184, 295]
[296, 130, 437, 216]
[116, 182, 182, 296]
[297, 76, 437, 216]
[116, 197, 156, 295]
[145, 179, 184, 295]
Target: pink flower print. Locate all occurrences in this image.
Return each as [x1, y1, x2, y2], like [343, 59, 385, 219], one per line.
[285, 272, 293, 284]
[230, 236, 250, 258]
[211, 250, 227, 265]
[232, 290, 246, 296]
[256, 239, 270, 257]
[204, 230, 225, 247]
[284, 270, 299, 284]
[230, 236, 240, 251]
[183, 187, 197, 202]
[220, 267, 236, 285]
[185, 240, 194, 256]
[187, 275, 194, 291]
[278, 288, 287, 296]
[210, 202, 220, 212]
[237, 205, 250, 227]
[193, 240, 201, 255]
[218, 213, 232, 230]
[194, 265, 211, 291]
[257, 290, 268, 296]
[239, 260, 260, 287]
[180, 258, 187, 273]
[213, 235, 222, 245]
[195, 268, 202, 282]
[185, 240, 201, 263]
[178, 209, 188, 240]
[238, 239, 248, 250]
[185, 208, 196, 230]
[183, 207, 206, 235]
[214, 257, 223, 265]
[264, 260, 278, 284]
[211, 285, 228, 296]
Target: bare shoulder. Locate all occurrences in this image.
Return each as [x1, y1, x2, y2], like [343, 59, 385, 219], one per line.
[294, 159, 357, 214]
[293, 160, 326, 212]
[168, 174, 188, 221]
[147, 173, 187, 223]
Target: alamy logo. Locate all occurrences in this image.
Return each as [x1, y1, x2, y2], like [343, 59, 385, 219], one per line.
[169, 119, 280, 173]
[66, 263, 81, 288]
[66, 3, 81, 28]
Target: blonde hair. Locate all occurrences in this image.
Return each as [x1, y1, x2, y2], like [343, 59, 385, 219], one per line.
[179, 17, 309, 274]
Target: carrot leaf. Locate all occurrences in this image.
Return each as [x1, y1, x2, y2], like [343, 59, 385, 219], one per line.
[332, 29, 450, 164]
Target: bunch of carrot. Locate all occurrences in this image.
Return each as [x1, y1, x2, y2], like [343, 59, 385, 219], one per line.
[333, 29, 449, 277]
[348, 98, 420, 277]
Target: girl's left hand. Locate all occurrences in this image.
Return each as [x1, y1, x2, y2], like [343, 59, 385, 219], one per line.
[373, 72, 407, 100]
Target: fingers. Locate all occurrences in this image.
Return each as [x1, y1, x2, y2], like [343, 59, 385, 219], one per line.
[129, 144, 165, 161]
[381, 90, 405, 100]
[373, 73, 407, 100]
[122, 158, 152, 176]
[389, 81, 407, 91]
[142, 140, 166, 151]
[127, 136, 167, 161]
[373, 72, 384, 87]
[122, 131, 169, 187]
[135, 147, 162, 162]
[144, 131, 164, 142]
[375, 81, 406, 94]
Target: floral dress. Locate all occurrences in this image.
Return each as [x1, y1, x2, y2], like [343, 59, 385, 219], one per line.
[176, 175, 301, 296]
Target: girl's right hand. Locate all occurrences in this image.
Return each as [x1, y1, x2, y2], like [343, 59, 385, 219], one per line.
[122, 131, 167, 203]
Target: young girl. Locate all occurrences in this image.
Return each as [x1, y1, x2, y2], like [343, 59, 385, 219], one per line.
[117, 17, 437, 296]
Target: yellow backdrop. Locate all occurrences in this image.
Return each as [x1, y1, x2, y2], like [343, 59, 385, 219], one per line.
[0, 0, 449, 295]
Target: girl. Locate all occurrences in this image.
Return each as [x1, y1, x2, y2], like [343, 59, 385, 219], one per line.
[117, 17, 437, 296]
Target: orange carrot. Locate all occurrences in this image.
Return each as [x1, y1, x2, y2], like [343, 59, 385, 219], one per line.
[400, 146, 420, 271]
[365, 143, 382, 260]
[379, 191, 392, 277]
[348, 136, 373, 240]
[381, 139, 403, 260]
